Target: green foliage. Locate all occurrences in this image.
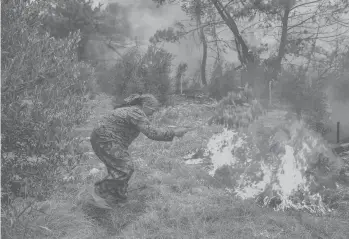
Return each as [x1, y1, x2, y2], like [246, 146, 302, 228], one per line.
[1, 198, 106, 239]
[42, 0, 131, 61]
[228, 0, 296, 19]
[149, 27, 182, 45]
[274, 73, 331, 135]
[42, 0, 100, 60]
[42, 0, 100, 37]
[112, 45, 174, 104]
[209, 86, 265, 129]
[99, 2, 131, 40]
[1, 0, 92, 205]
[208, 60, 239, 100]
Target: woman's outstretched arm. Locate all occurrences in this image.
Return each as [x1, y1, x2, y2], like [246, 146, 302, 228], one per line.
[128, 107, 175, 141]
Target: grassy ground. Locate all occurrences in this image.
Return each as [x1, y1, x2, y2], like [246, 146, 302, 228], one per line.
[30, 94, 349, 239]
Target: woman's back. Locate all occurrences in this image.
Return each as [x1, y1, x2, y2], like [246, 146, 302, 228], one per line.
[96, 106, 145, 149]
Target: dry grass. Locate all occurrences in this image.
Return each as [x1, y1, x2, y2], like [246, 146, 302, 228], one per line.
[11, 94, 348, 239]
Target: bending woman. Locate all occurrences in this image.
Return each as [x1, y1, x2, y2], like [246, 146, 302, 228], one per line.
[90, 93, 190, 208]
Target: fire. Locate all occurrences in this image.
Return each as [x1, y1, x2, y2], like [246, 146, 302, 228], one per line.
[185, 121, 343, 214]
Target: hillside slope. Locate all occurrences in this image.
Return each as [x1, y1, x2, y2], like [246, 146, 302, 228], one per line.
[68, 94, 349, 238]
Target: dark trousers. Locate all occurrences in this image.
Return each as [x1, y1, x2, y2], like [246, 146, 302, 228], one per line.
[90, 130, 134, 202]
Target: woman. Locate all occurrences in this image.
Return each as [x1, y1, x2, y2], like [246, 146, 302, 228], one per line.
[89, 93, 190, 208]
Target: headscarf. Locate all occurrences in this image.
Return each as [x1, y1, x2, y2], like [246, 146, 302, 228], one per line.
[114, 93, 159, 109]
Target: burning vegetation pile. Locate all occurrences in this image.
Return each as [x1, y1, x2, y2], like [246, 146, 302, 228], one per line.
[185, 90, 348, 214]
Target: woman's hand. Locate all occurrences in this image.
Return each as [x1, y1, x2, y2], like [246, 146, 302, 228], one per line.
[173, 127, 193, 138]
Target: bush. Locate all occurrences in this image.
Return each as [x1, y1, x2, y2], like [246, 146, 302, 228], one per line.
[112, 45, 173, 104]
[274, 72, 331, 135]
[208, 60, 239, 100]
[1, 0, 92, 209]
[208, 86, 265, 129]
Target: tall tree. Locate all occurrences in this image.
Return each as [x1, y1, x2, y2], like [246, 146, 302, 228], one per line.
[153, 0, 349, 90]
[194, 0, 208, 85]
[153, 0, 255, 68]
[209, 0, 255, 67]
[42, 0, 131, 62]
[151, 0, 212, 86]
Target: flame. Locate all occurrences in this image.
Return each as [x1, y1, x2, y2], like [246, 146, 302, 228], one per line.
[206, 130, 239, 176]
[185, 121, 341, 214]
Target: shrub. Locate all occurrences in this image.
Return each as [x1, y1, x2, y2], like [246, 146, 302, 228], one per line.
[208, 60, 239, 100]
[208, 86, 265, 129]
[113, 47, 145, 97]
[112, 45, 173, 104]
[274, 73, 331, 135]
[1, 0, 92, 208]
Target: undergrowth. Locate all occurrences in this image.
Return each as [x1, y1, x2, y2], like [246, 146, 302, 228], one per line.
[208, 86, 265, 129]
[111, 45, 173, 104]
[5, 95, 347, 239]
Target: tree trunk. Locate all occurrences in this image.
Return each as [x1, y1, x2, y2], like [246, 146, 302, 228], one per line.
[210, 0, 253, 66]
[272, 5, 291, 81]
[195, 0, 208, 86]
[199, 23, 208, 86]
[265, 4, 290, 101]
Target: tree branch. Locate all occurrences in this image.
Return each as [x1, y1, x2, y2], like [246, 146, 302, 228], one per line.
[331, 14, 349, 28]
[290, 0, 321, 12]
[103, 41, 123, 58]
[210, 0, 253, 66]
[287, 15, 316, 31]
[304, 24, 321, 73]
[183, 20, 226, 36]
[241, 20, 268, 33]
[222, 0, 235, 10]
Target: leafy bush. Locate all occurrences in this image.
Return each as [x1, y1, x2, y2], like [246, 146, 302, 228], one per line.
[42, 0, 131, 62]
[1, 0, 92, 208]
[208, 86, 265, 129]
[112, 45, 173, 104]
[208, 60, 239, 100]
[274, 73, 331, 135]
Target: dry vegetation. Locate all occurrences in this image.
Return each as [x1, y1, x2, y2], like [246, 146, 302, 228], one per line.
[4, 94, 347, 239]
[2, 0, 349, 238]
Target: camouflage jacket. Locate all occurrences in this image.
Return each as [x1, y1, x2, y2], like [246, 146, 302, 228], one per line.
[93, 106, 175, 149]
